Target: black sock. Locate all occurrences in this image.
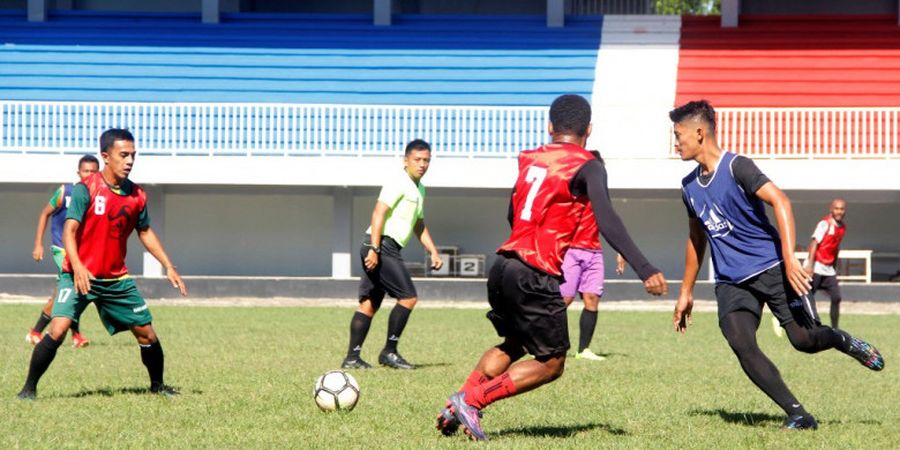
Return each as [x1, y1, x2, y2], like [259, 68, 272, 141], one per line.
[831, 328, 852, 353]
[347, 312, 372, 359]
[384, 304, 412, 354]
[579, 309, 598, 353]
[140, 340, 165, 387]
[23, 334, 63, 392]
[33, 312, 51, 333]
[70, 320, 80, 334]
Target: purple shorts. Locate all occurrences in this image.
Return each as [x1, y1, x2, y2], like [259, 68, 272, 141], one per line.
[559, 248, 605, 298]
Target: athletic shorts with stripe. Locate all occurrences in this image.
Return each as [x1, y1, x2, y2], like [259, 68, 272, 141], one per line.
[715, 264, 821, 328]
[52, 272, 154, 335]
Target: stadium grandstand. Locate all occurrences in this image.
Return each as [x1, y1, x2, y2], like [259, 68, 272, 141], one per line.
[1, 0, 898, 300]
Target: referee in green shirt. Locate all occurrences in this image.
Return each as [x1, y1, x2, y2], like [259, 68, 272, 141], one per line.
[342, 139, 443, 370]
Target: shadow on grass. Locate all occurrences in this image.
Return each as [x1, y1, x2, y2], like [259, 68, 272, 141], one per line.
[690, 408, 884, 427]
[689, 408, 782, 427]
[493, 422, 628, 438]
[409, 362, 451, 369]
[65, 385, 200, 398]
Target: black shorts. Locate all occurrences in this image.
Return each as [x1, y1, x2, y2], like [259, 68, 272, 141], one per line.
[358, 235, 417, 306]
[715, 264, 821, 328]
[486, 253, 569, 358]
[811, 274, 842, 302]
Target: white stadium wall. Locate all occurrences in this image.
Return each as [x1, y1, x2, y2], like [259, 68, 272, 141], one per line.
[3, 183, 898, 281]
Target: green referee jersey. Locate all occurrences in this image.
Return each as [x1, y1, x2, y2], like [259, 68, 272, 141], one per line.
[366, 168, 426, 248]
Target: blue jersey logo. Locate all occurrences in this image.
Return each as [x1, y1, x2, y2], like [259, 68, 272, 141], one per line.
[698, 203, 734, 238]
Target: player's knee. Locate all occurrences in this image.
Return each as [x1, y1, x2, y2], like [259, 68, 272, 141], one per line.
[787, 333, 817, 353]
[131, 325, 157, 345]
[46, 317, 72, 341]
[582, 293, 600, 310]
[536, 354, 566, 380]
[397, 297, 417, 309]
[358, 299, 379, 316]
[563, 296, 575, 307]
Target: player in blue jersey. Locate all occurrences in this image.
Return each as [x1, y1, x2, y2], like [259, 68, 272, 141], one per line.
[28, 155, 100, 348]
[670, 100, 884, 431]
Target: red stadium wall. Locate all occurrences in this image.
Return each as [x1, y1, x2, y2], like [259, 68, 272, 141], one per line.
[676, 15, 900, 107]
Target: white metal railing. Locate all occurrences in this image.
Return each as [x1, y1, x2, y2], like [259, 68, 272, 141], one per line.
[4, 102, 898, 159]
[0, 101, 548, 158]
[671, 108, 900, 159]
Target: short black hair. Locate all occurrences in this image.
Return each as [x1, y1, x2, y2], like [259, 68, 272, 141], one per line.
[549, 94, 591, 137]
[99, 128, 135, 153]
[669, 100, 717, 133]
[78, 154, 99, 168]
[405, 139, 431, 156]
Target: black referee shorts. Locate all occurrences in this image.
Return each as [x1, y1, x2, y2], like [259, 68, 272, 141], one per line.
[358, 235, 417, 307]
[486, 253, 569, 358]
[715, 264, 821, 329]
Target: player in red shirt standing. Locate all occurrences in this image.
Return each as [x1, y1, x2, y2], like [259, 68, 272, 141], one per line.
[18, 129, 187, 400]
[804, 199, 847, 328]
[435, 95, 667, 440]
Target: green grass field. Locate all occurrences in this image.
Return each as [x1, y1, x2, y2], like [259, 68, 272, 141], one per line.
[1, 303, 897, 449]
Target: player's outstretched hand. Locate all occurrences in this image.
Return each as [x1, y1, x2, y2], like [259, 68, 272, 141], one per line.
[430, 252, 443, 271]
[32, 245, 44, 262]
[166, 266, 187, 296]
[364, 249, 379, 272]
[73, 265, 95, 295]
[673, 293, 693, 333]
[785, 257, 811, 296]
[643, 272, 667, 296]
[615, 254, 625, 275]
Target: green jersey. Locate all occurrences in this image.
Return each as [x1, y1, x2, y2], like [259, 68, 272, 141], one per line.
[367, 168, 426, 248]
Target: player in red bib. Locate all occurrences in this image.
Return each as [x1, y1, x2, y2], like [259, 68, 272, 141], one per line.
[804, 199, 848, 328]
[436, 95, 667, 440]
[18, 129, 187, 401]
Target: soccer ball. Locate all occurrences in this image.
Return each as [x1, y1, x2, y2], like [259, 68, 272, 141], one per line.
[313, 370, 360, 412]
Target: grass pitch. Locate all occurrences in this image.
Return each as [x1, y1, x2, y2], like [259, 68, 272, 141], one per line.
[1, 303, 897, 449]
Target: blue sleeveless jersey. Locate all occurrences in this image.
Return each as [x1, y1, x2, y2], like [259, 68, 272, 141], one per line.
[49, 183, 74, 247]
[681, 152, 782, 283]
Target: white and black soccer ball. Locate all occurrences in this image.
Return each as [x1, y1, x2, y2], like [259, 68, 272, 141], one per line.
[313, 370, 360, 412]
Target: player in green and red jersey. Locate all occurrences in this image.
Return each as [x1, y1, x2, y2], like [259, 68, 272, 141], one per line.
[18, 128, 187, 400]
[28, 155, 99, 348]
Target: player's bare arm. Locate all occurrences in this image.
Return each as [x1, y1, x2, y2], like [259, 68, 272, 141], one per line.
[365, 201, 390, 271]
[62, 218, 94, 295]
[754, 181, 811, 295]
[414, 219, 443, 270]
[675, 218, 706, 333]
[32, 202, 57, 262]
[138, 226, 187, 296]
[804, 237, 820, 276]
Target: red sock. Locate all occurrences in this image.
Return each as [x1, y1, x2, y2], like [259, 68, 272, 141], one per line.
[459, 370, 488, 393]
[464, 373, 517, 410]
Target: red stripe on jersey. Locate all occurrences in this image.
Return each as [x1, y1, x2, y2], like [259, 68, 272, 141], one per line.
[497, 143, 594, 276]
[63, 172, 147, 279]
